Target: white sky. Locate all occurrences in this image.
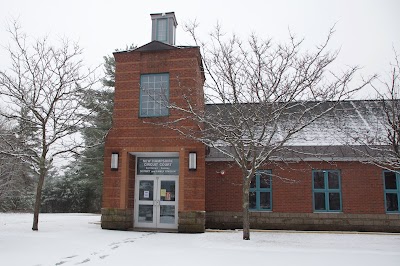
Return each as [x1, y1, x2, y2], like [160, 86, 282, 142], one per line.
[0, 0, 399, 98]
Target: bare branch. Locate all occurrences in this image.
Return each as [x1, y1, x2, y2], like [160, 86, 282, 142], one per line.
[159, 24, 374, 240]
[0, 21, 99, 230]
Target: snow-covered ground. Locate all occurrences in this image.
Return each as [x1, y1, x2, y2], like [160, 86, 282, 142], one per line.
[1, 213, 399, 266]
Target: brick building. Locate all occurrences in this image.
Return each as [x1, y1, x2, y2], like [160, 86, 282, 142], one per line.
[101, 12, 400, 233]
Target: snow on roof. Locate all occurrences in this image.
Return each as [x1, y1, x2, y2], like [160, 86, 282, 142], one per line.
[204, 100, 391, 160]
[206, 145, 390, 161]
[285, 100, 387, 146]
[205, 100, 387, 146]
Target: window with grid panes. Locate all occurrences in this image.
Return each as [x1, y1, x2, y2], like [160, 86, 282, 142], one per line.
[249, 170, 272, 211]
[140, 73, 169, 117]
[156, 18, 168, 42]
[312, 170, 342, 212]
[383, 171, 400, 213]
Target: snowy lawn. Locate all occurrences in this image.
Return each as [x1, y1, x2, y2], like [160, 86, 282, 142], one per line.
[1, 213, 399, 266]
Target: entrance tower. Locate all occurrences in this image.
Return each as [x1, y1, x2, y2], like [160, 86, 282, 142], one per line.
[101, 12, 206, 232]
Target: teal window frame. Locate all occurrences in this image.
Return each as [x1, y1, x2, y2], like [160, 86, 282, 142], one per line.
[249, 170, 272, 211]
[312, 170, 342, 212]
[139, 73, 169, 117]
[156, 18, 168, 42]
[383, 171, 400, 213]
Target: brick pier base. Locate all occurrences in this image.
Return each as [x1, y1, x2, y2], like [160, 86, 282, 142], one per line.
[101, 208, 133, 230]
[178, 211, 205, 233]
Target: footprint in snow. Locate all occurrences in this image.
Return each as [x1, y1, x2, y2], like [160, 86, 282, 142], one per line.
[111, 245, 119, 250]
[75, 258, 90, 265]
[99, 255, 109, 259]
[55, 261, 67, 266]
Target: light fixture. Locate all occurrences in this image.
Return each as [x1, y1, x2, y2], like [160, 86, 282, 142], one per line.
[189, 152, 197, 170]
[111, 152, 119, 171]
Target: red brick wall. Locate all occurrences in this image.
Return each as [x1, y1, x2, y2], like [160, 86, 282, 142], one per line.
[205, 160, 385, 214]
[102, 46, 206, 212]
[182, 149, 206, 211]
[205, 161, 243, 212]
[127, 154, 135, 209]
[102, 152, 121, 208]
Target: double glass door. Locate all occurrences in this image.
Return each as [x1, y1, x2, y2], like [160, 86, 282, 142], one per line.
[135, 176, 178, 229]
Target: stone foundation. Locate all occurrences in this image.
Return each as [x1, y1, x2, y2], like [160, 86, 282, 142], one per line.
[99, 209, 400, 233]
[178, 211, 205, 233]
[206, 211, 400, 232]
[101, 208, 133, 230]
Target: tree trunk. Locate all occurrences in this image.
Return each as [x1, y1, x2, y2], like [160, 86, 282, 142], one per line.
[242, 176, 250, 240]
[32, 169, 45, 231]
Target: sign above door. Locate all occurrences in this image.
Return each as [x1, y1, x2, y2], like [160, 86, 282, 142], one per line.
[137, 157, 179, 175]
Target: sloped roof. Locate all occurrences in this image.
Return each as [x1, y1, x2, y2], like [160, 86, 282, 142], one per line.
[204, 100, 392, 160]
[204, 100, 387, 146]
[206, 145, 390, 161]
[288, 100, 386, 146]
[114, 41, 200, 53]
[134, 41, 178, 52]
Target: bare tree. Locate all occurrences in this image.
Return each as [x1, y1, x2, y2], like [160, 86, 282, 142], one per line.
[341, 50, 400, 170]
[371, 50, 400, 168]
[0, 22, 97, 230]
[163, 24, 374, 240]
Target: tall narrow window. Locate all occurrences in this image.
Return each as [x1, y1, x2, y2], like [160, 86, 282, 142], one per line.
[249, 170, 272, 211]
[156, 18, 168, 42]
[140, 73, 169, 117]
[312, 170, 342, 212]
[384, 171, 400, 213]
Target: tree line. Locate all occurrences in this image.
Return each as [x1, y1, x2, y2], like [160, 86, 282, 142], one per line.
[0, 59, 115, 214]
[0, 22, 117, 223]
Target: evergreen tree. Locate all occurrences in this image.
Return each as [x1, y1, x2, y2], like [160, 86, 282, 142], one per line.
[0, 118, 35, 211]
[42, 51, 120, 213]
[41, 44, 135, 213]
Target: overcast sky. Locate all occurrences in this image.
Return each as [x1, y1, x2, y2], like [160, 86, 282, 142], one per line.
[1, 0, 399, 98]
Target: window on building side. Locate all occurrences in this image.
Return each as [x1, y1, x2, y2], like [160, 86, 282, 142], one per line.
[156, 18, 168, 42]
[384, 171, 400, 213]
[312, 170, 342, 212]
[140, 73, 169, 117]
[249, 170, 272, 211]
